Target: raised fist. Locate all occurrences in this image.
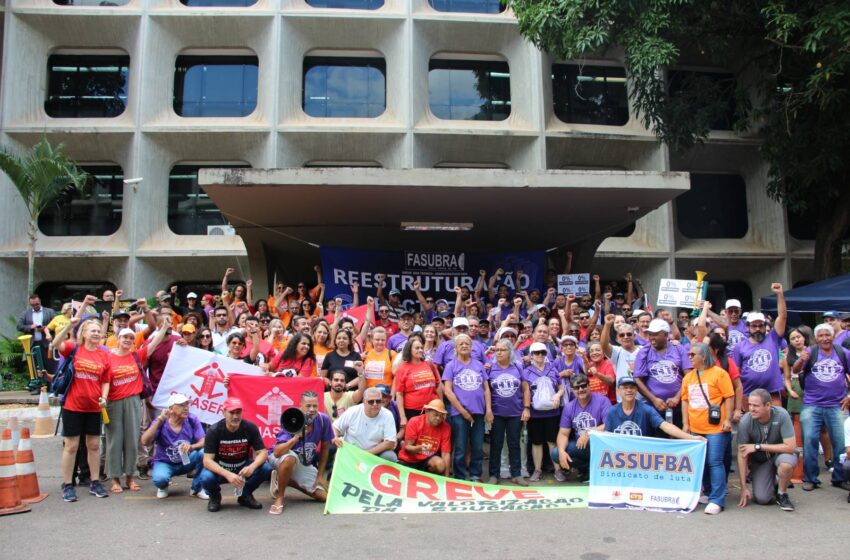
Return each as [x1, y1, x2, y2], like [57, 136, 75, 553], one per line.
[225, 268, 235, 275]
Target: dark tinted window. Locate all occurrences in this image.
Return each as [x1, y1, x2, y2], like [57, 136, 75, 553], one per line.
[39, 166, 123, 236]
[180, 0, 255, 5]
[173, 56, 258, 117]
[53, 0, 129, 5]
[305, 0, 383, 8]
[429, 0, 505, 13]
[168, 164, 250, 235]
[787, 207, 817, 240]
[705, 281, 753, 313]
[303, 57, 386, 118]
[45, 54, 129, 118]
[668, 71, 737, 131]
[37, 282, 116, 312]
[553, 64, 628, 125]
[429, 59, 510, 121]
[676, 173, 748, 239]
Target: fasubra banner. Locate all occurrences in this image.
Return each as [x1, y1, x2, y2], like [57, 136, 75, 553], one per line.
[588, 431, 707, 512]
[324, 445, 589, 514]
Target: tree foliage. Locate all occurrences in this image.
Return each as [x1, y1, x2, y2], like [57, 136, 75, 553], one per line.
[511, 0, 850, 277]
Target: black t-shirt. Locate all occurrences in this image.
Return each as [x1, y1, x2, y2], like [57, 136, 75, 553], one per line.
[321, 350, 363, 383]
[204, 419, 265, 472]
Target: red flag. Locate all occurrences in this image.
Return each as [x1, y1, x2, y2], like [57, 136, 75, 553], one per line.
[324, 303, 369, 327]
[227, 374, 324, 448]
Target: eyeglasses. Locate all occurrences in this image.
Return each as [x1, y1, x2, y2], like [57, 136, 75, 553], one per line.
[425, 299, 434, 303]
[687, 353, 698, 357]
[495, 348, 509, 352]
[260, 319, 270, 324]
[572, 384, 589, 390]
[569, 329, 580, 334]
[531, 351, 547, 356]
[579, 315, 590, 320]
[562, 343, 576, 348]
[366, 399, 382, 405]
[200, 334, 212, 339]
[618, 333, 634, 338]
[379, 309, 389, 313]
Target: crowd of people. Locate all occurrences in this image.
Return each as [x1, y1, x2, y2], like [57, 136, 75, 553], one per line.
[17, 266, 850, 515]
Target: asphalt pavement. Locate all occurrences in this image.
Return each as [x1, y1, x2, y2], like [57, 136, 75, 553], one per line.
[1, 415, 848, 560]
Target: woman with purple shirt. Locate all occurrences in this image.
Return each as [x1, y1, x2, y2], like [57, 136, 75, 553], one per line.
[442, 334, 492, 481]
[487, 338, 528, 486]
[522, 342, 566, 482]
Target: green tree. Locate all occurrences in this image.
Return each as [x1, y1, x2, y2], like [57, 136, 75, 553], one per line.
[0, 138, 89, 294]
[511, 0, 850, 279]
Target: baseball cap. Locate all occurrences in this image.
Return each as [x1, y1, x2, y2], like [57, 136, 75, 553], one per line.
[389, 289, 401, 297]
[452, 317, 470, 328]
[113, 310, 131, 319]
[725, 299, 742, 309]
[167, 393, 190, 407]
[617, 376, 638, 387]
[435, 299, 448, 307]
[529, 342, 548, 354]
[746, 312, 766, 324]
[614, 292, 625, 298]
[181, 323, 196, 334]
[823, 311, 840, 319]
[840, 313, 850, 321]
[186, 292, 198, 299]
[560, 335, 579, 346]
[223, 397, 243, 412]
[375, 384, 392, 397]
[422, 399, 447, 415]
[497, 327, 518, 339]
[431, 316, 445, 324]
[399, 308, 413, 317]
[632, 309, 645, 317]
[647, 319, 670, 333]
[530, 304, 548, 314]
[117, 327, 135, 338]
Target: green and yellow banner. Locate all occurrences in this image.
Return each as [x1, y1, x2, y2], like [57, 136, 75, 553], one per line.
[325, 445, 588, 515]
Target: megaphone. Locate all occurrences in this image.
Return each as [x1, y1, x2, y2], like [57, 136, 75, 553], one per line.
[280, 407, 305, 435]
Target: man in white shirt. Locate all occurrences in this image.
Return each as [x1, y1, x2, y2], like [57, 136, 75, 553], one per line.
[332, 387, 398, 462]
[600, 314, 641, 402]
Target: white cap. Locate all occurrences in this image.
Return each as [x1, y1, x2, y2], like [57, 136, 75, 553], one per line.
[167, 393, 190, 406]
[452, 317, 470, 329]
[496, 327, 518, 339]
[560, 335, 579, 345]
[725, 299, 742, 309]
[186, 292, 198, 299]
[647, 319, 670, 333]
[814, 323, 834, 337]
[632, 309, 645, 317]
[746, 312, 766, 324]
[118, 328, 135, 338]
[529, 342, 548, 353]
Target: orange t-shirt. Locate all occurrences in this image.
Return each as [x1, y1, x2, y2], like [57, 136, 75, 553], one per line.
[680, 365, 734, 435]
[362, 348, 395, 388]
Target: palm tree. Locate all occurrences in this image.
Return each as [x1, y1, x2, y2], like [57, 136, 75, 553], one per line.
[0, 137, 89, 295]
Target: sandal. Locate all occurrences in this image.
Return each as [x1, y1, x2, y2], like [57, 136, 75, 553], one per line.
[110, 480, 124, 493]
[268, 503, 285, 515]
[127, 481, 141, 492]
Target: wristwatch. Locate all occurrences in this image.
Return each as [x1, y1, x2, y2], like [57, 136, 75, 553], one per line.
[754, 443, 762, 452]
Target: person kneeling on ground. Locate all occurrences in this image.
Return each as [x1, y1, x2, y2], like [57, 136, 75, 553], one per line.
[332, 387, 398, 462]
[200, 397, 272, 512]
[141, 393, 208, 500]
[398, 399, 451, 475]
[267, 391, 331, 515]
[737, 388, 798, 512]
[553, 373, 610, 482]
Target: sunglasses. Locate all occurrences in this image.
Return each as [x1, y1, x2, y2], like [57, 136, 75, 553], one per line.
[572, 383, 589, 390]
[331, 404, 338, 416]
[531, 351, 547, 356]
[618, 333, 634, 338]
[200, 334, 212, 339]
[579, 315, 590, 320]
[215, 314, 227, 319]
[425, 299, 434, 303]
[366, 399, 382, 405]
[562, 343, 576, 348]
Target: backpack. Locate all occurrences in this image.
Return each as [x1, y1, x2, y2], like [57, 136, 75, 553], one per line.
[531, 372, 556, 411]
[50, 346, 77, 402]
[801, 344, 850, 390]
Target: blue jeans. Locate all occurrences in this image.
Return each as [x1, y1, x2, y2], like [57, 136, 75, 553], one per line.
[550, 440, 591, 473]
[800, 405, 848, 485]
[449, 413, 485, 480]
[702, 432, 731, 508]
[152, 450, 204, 492]
[198, 462, 272, 498]
[489, 416, 521, 478]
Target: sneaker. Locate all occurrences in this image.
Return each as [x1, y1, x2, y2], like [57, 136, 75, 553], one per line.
[825, 458, 834, 472]
[802, 481, 818, 491]
[776, 493, 795, 512]
[62, 483, 77, 502]
[89, 480, 109, 498]
[487, 476, 498, 485]
[831, 481, 850, 491]
[512, 477, 528, 487]
[191, 488, 209, 500]
[698, 494, 709, 505]
[529, 470, 543, 482]
[208, 492, 222, 512]
[553, 469, 567, 482]
[156, 488, 169, 499]
[237, 494, 263, 510]
[704, 503, 722, 515]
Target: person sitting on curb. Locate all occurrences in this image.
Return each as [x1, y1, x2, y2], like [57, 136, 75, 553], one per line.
[398, 399, 451, 476]
[553, 373, 610, 482]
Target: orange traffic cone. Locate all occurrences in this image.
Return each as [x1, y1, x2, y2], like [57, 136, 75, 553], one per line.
[792, 413, 804, 484]
[16, 428, 47, 504]
[0, 429, 30, 516]
[32, 387, 54, 438]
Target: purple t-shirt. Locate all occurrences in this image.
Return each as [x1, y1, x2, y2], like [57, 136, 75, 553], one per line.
[559, 393, 612, 440]
[442, 358, 488, 416]
[387, 332, 410, 353]
[834, 330, 850, 348]
[732, 330, 785, 394]
[487, 362, 524, 418]
[433, 339, 486, 366]
[633, 343, 692, 400]
[552, 355, 584, 376]
[151, 413, 205, 465]
[726, 321, 748, 353]
[801, 346, 850, 407]
[269, 412, 333, 464]
[522, 362, 562, 418]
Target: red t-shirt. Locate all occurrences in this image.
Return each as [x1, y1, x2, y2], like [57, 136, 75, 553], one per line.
[399, 413, 451, 463]
[588, 359, 617, 404]
[60, 342, 112, 413]
[271, 355, 316, 378]
[107, 347, 149, 401]
[377, 320, 400, 338]
[395, 361, 441, 411]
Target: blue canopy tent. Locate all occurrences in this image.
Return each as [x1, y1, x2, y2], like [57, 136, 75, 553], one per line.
[760, 274, 850, 313]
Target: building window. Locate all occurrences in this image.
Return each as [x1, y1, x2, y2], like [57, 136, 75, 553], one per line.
[39, 166, 123, 236]
[180, 0, 256, 5]
[45, 54, 129, 118]
[667, 70, 737, 131]
[610, 222, 636, 238]
[303, 57, 386, 118]
[53, 0, 129, 5]
[305, 0, 383, 8]
[676, 173, 748, 239]
[552, 64, 629, 126]
[168, 164, 250, 235]
[705, 281, 753, 313]
[428, 0, 505, 13]
[173, 56, 258, 117]
[787, 208, 817, 240]
[429, 59, 511, 121]
[37, 282, 116, 313]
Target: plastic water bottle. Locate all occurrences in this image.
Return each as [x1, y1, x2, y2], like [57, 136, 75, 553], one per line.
[521, 425, 528, 445]
[179, 449, 191, 466]
[665, 409, 673, 423]
[233, 476, 244, 496]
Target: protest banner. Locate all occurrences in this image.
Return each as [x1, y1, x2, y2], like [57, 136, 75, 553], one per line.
[656, 278, 700, 308]
[557, 273, 591, 295]
[324, 445, 588, 514]
[152, 345, 264, 424]
[320, 247, 545, 309]
[588, 432, 706, 512]
[227, 374, 325, 448]
[324, 303, 369, 326]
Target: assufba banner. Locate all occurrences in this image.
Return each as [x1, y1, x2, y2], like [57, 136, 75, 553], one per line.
[320, 247, 545, 308]
[588, 432, 706, 512]
[324, 445, 589, 514]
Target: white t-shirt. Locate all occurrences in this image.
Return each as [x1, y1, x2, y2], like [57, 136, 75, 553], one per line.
[610, 345, 641, 403]
[333, 404, 397, 451]
[211, 327, 240, 354]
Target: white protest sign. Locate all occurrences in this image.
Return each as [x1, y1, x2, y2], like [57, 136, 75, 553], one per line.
[152, 344, 264, 424]
[656, 278, 701, 309]
[557, 273, 591, 295]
